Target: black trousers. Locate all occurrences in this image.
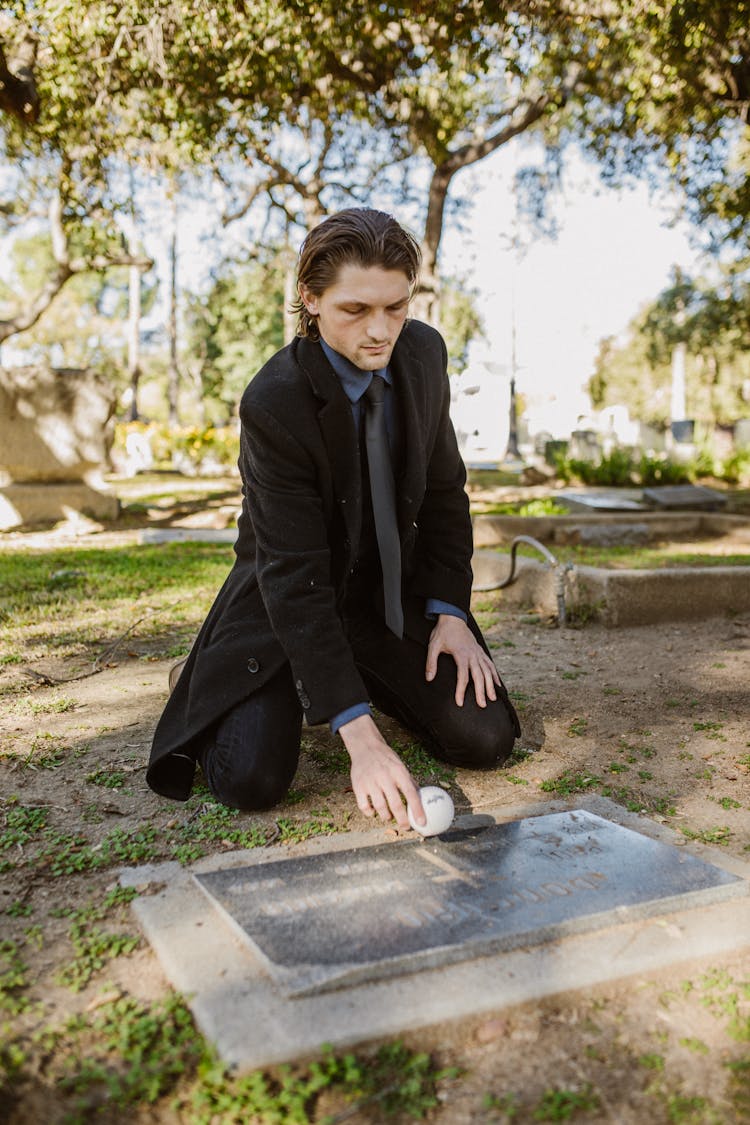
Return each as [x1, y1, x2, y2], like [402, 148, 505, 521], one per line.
[199, 604, 519, 812]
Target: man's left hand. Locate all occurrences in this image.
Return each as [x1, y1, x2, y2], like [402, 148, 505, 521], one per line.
[425, 614, 501, 708]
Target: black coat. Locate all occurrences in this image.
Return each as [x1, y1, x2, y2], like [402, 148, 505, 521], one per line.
[147, 320, 475, 800]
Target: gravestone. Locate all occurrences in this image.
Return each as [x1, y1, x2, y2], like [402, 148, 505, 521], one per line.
[557, 491, 645, 512]
[195, 809, 741, 998]
[123, 801, 750, 1069]
[643, 485, 726, 511]
[0, 363, 119, 528]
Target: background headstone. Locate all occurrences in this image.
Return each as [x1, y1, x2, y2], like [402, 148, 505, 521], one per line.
[0, 364, 119, 527]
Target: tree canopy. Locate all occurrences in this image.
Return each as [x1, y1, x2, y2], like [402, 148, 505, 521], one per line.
[1, 0, 749, 414]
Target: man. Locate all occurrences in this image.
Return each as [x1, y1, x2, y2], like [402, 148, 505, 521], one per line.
[147, 208, 520, 829]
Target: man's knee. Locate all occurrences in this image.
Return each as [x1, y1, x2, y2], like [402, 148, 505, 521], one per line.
[204, 756, 295, 812]
[434, 701, 517, 770]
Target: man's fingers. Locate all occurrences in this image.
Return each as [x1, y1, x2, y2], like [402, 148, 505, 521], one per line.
[424, 638, 441, 682]
[454, 663, 469, 707]
[475, 656, 497, 705]
[355, 790, 375, 818]
[380, 779, 410, 828]
[401, 776, 425, 826]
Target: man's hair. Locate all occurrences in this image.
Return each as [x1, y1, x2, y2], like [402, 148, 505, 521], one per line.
[292, 208, 422, 339]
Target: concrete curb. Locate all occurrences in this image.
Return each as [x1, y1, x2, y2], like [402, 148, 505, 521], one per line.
[472, 549, 750, 626]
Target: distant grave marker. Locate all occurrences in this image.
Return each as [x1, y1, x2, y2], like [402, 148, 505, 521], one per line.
[643, 485, 726, 510]
[558, 491, 645, 512]
[195, 809, 740, 998]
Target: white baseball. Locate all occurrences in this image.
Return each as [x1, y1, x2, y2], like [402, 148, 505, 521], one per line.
[408, 785, 455, 837]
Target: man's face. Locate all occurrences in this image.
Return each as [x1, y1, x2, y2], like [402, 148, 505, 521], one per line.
[299, 262, 411, 371]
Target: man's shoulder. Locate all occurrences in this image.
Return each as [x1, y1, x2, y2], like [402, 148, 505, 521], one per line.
[396, 318, 447, 378]
[401, 318, 444, 350]
[240, 340, 306, 414]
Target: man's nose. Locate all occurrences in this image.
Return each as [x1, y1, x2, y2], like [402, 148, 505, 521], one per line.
[366, 310, 388, 340]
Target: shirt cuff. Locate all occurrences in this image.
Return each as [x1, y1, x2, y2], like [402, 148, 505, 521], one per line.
[330, 702, 372, 735]
[425, 598, 467, 623]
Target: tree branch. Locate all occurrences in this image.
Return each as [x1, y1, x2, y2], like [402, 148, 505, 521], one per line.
[0, 34, 40, 124]
[0, 188, 153, 344]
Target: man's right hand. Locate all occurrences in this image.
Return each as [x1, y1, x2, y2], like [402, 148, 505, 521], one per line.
[339, 713, 425, 831]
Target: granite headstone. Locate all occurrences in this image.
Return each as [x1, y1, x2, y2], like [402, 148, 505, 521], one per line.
[195, 810, 741, 998]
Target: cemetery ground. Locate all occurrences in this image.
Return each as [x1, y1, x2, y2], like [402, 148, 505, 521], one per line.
[0, 473, 749, 1124]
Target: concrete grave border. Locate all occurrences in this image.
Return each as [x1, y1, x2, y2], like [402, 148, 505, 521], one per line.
[120, 796, 750, 1072]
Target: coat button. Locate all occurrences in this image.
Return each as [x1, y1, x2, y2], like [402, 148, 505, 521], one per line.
[247, 658, 260, 673]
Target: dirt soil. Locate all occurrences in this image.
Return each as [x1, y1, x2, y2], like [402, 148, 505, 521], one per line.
[1, 517, 749, 1122]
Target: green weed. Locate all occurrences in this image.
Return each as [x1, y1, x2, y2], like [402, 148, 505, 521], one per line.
[276, 813, 347, 845]
[394, 740, 456, 788]
[639, 1053, 665, 1070]
[678, 1037, 709, 1055]
[85, 767, 127, 789]
[540, 771, 600, 797]
[58, 992, 203, 1114]
[533, 1083, 599, 1120]
[505, 746, 532, 767]
[567, 718, 588, 737]
[664, 1092, 721, 1123]
[172, 802, 269, 854]
[0, 802, 49, 854]
[0, 940, 30, 1015]
[483, 1090, 520, 1117]
[679, 826, 732, 846]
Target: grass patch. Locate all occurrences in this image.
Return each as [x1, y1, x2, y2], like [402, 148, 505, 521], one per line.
[55, 887, 141, 992]
[0, 542, 233, 667]
[14, 990, 453, 1124]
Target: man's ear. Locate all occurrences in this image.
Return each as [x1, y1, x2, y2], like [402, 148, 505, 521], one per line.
[298, 283, 319, 315]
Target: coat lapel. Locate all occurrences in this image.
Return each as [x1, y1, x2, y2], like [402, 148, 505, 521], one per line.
[295, 337, 361, 562]
[391, 326, 427, 533]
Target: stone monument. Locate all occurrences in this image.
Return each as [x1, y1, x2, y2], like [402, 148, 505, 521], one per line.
[0, 364, 120, 529]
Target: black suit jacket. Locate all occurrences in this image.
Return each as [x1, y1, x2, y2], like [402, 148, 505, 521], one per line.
[147, 319, 475, 799]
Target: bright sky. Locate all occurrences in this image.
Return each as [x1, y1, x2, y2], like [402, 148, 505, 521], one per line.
[438, 145, 703, 437]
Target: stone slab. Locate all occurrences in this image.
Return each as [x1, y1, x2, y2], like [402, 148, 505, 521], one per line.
[558, 491, 646, 512]
[643, 484, 726, 510]
[121, 798, 750, 1071]
[194, 809, 741, 999]
[0, 481, 120, 529]
[139, 528, 237, 544]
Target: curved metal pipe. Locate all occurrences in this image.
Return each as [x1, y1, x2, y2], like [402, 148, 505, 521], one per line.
[479, 534, 574, 627]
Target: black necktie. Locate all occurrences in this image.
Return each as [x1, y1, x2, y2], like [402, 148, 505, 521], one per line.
[363, 375, 403, 639]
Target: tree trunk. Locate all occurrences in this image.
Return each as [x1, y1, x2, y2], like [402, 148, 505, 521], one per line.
[283, 250, 297, 345]
[127, 261, 142, 421]
[412, 167, 454, 328]
[167, 191, 180, 426]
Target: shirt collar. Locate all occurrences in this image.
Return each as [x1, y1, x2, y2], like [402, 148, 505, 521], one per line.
[319, 337, 392, 405]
